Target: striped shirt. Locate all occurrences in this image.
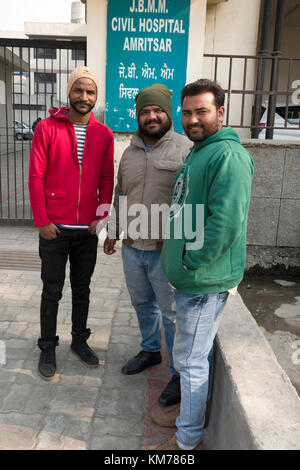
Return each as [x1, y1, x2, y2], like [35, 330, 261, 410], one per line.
[74, 122, 88, 165]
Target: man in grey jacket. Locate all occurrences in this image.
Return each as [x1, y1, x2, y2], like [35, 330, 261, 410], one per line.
[104, 84, 191, 407]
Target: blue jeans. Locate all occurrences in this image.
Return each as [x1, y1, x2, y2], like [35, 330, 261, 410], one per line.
[122, 245, 177, 375]
[173, 290, 229, 448]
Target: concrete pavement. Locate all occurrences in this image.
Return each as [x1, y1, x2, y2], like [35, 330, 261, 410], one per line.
[2, 226, 299, 450]
[0, 226, 174, 450]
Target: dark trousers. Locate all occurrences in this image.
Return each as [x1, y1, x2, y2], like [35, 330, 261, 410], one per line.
[39, 229, 98, 340]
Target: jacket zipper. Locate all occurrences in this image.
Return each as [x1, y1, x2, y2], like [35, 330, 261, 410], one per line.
[77, 164, 82, 224]
[75, 125, 88, 224]
[139, 149, 148, 247]
[140, 149, 148, 206]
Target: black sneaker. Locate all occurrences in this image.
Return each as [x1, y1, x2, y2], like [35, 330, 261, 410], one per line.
[37, 336, 59, 381]
[159, 374, 181, 406]
[121, 350, 162, 375]
[71, 329, 99, 368]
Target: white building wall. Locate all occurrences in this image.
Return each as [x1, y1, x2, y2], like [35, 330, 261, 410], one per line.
[86, 0, 107, 110]
[204, 0, 262, 56]
[186, 0, 207, 83]
[203, 0, 262, 138]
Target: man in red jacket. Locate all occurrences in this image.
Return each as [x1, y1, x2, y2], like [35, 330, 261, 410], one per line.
[28, 66, 114, 381]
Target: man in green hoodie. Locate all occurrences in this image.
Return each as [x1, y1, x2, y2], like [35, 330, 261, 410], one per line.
[149, 79, 254, 450]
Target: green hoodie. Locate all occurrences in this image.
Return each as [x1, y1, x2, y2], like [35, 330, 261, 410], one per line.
[160, 127, 254, 294]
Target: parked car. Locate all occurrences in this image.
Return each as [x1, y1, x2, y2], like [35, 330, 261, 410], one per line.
[13, 120, 33, 141]
[258, 103, 300, 141]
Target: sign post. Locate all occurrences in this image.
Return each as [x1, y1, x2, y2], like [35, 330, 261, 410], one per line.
[106, 0, 191, 133]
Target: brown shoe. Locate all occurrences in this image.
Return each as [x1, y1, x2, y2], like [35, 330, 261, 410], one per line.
[150, 403, 180, 427]
[142, 434, 204, 451]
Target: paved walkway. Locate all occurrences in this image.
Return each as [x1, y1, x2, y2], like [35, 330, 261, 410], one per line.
[0, 226, 175, 450]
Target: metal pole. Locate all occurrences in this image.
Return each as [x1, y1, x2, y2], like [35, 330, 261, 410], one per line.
[266, 0, 286, 139]
[251, 0, 272, 138]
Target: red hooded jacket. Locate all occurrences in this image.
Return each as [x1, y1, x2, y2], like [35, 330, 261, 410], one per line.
[28, 107, 114, 227]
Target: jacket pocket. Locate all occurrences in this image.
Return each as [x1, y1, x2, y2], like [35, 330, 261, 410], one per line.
[45, 189, 67, 217]
[153, 160, 181, 172]
[45, 189, 66, 199]
[161, 238, 188, 286]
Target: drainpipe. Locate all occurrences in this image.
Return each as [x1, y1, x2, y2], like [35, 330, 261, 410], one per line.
[266, 0, 286, 139]
[251, 0, 272, 139]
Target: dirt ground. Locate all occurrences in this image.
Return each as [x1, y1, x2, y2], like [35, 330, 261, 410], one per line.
[238, 273, 300, 396]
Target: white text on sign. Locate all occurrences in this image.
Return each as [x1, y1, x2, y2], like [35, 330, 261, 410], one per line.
[130, 0, 168, 14]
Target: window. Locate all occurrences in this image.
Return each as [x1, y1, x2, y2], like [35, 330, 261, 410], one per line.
[34, 48, 57, 59]
[34, 72, 57, 95]
[12, 72, 27, 94]
[71, 49, 86, 62]
[276, 106, 300, 125]
[287, 106, 300, 125]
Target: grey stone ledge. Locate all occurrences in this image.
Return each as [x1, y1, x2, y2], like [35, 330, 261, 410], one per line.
[204, 293, 300, 450]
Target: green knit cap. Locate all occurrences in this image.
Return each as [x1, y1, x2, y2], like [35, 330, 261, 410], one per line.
[135, 84, 172, 120]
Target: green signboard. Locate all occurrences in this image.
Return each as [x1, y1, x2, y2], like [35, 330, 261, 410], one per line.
[105, 0, 191, 132]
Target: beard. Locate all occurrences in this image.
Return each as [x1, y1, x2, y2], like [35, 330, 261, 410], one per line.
[185, 116, 221, 143]
[139, 116, 172, 140]
[70, 99, 95, 116]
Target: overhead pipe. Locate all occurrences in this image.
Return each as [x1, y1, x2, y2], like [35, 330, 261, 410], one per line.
[251, 0, 272, 139]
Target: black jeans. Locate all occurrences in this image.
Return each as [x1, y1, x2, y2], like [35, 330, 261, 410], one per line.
[39, 229, 98, 340]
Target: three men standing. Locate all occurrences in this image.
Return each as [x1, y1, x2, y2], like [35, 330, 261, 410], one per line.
[29, 67, 253, 452]
[28, 67, 114, 380]
[104, 84, 191, 406]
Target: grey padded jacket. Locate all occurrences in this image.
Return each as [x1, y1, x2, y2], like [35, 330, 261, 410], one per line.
[108, 129, 191, 251]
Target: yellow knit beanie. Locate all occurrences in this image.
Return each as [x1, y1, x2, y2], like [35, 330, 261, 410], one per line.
[67, 66, 99, 97]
